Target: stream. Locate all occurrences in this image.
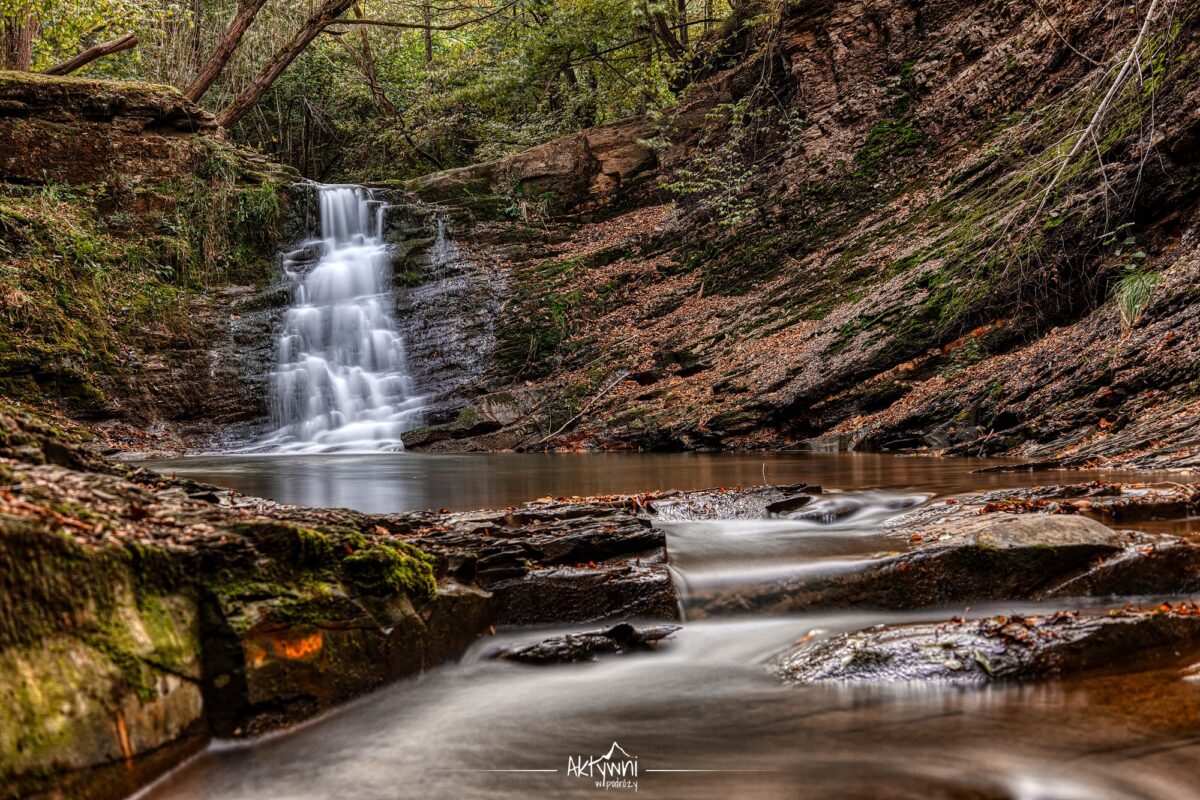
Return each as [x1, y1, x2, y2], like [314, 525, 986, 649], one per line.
[135, 453, 1200, 799]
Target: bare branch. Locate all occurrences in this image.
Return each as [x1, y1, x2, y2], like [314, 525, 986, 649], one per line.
[42, 33, 138, 76]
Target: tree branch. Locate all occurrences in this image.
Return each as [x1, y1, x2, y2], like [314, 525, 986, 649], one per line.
[185, 0, 270, 103]
[1030, 0, 1163, 223]
[330, 0, 520, 31]
[42, 33, 138, 76]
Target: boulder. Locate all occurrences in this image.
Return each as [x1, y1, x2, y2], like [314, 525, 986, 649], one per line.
[775, 606, 1200, 685]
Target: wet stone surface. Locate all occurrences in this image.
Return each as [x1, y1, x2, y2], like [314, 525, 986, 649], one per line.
[775, 605, 1200, 685]
[492, 623, 682, 665]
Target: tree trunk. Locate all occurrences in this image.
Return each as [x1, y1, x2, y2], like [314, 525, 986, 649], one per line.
[42, 34, 139, 76]
[422, 0, 433, 64]
[351, 6, 397, 116]
[185, 0, 270, 102]
[216, 0, 357, 129]
[2, 10, 37, 71]
[678, 0, 688, 46]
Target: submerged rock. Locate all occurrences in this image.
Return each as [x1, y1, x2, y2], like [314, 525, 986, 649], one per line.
[493, 622, 681, 665]
[775, 606, 1200, 685]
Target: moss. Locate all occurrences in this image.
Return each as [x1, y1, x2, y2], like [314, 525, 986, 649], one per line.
[343, 541, 437, 600]
[81, 630, 158, 703]
[230, 520, 334, 568]
[853, 117, 926, 178]
[0, 143, 288, 415]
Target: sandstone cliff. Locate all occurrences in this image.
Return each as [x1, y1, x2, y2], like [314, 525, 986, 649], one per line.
[404, 0, 1200, 470]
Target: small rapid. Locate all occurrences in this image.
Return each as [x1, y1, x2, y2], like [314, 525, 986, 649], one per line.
[261, 185, 422, 453]
[134, 467, 1200, 799]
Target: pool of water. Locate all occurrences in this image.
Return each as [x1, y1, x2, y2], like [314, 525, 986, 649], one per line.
[137, 451, 1187, 514]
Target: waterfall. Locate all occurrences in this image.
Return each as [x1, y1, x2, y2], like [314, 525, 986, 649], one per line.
[261, 184, 422, 453]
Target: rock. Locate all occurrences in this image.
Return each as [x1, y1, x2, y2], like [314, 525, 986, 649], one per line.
[775, 606, 1200, 685]
[406, 116, 661, 216]
[765, 494, 815, 515]
[0, 426, 693, 798]
[0, 72, 217, 186]
[689, 514, 1136, 618]
[648, 483, 821, 521]
[493, 622, 681, 665]
[407, 499, 680, 625]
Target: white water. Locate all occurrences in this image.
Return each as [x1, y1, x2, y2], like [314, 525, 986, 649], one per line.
[261, 185, 423, 453]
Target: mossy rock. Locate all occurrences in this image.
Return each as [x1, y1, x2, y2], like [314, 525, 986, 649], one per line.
[343, 541, 437, 600]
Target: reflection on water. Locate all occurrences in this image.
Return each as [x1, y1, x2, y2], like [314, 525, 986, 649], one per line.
[133, 455, 1200, 799]
[137, 451, 1189, 514]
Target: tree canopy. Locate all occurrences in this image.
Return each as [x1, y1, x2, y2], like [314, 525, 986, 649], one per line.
[2, 0, 749, 179]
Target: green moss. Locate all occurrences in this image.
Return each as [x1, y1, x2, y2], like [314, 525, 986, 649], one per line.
[0, 143, 288, 414]
[343, 541, 437, 600]
[81, 630, 158, 703]
[230, 520, 334, 568]
[853, 117, 926, 177]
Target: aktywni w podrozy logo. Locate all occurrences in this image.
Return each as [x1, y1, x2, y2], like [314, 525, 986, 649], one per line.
[567, 741, 639, 791]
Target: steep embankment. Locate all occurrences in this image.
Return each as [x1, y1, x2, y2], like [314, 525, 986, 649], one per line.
[0, 71, 299, 453]
[404, 0, 1200, 470]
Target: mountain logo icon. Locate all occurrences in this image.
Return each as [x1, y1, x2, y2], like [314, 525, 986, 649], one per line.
[567, 741, 639, 790]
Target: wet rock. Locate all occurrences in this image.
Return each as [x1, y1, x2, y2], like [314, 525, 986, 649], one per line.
[407, 499, 680, 625]
[230, 581, 493, 737]
[884, 482, 1200, 536]
[0, 429, 691, 798]
[648, 483, 821, 521]
[493, 622, 681, 665]
[775, 607, 1200, 685]
[1045, 539, 1200, 598]
[765, 495, 815, 515]
[690, 514, 1134, 618]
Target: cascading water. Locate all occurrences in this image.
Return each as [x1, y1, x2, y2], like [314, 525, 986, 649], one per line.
[261, 184, 422, 453]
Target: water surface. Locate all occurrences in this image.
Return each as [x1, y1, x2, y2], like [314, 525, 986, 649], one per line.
[135, 453, 1200, 799]
[141, 451, 1189, 514]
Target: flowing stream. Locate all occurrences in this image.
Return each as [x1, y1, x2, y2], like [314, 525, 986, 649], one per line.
[138, 454, 1200, 799]
[260, 185, 422, 453]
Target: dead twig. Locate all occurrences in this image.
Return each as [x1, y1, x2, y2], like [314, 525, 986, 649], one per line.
[534, 370, 631, 446]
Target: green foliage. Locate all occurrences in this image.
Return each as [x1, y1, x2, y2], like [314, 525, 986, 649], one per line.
[660, 98, 793, 229]
[7, 0, 744, 182]
[215, 0, 735, 179]
[0, 138, 285, 410]
[1113, 268, 1161, 330]
[1, 0, 181, 73]
[1101, 224, 1159, 331]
